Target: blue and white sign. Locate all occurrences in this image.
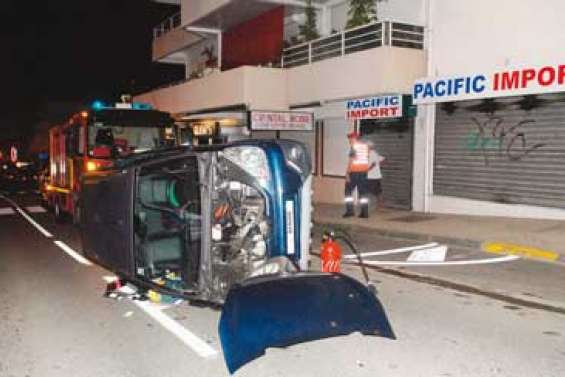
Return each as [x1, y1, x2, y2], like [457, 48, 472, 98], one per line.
[346, 94, 403, 120]
[413, 62, 565, 104]
[413, 75, 487, 104]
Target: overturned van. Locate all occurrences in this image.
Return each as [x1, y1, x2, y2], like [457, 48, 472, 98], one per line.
[80, 139, 394, 373]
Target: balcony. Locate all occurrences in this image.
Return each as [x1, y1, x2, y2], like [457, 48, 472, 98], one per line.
[282, 21, 424, 68]
[152, 12, 203, 64]
[152, 0, 316, 65]
[134, 66, 288, 115]
[139, 20, 426, 114]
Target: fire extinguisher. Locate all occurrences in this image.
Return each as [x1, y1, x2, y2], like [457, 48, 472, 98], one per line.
[320, 231, 342, 273]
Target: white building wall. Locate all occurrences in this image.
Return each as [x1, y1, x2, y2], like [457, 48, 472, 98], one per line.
[413, 0, 565, 219]
[181, 0, 230, 26]
[287, 46, 425, 105]
[429, 0, 565, 76]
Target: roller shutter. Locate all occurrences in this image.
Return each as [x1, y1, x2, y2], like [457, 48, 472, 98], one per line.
[361, 118, 413, 209]
[434, 93, 565, 209]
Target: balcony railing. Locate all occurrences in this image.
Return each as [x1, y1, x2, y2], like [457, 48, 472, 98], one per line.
[282, 21, 424, 68]
[153, 12, 182, 39]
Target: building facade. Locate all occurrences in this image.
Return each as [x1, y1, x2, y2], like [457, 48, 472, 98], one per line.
[137, 0, 426, 209]
[413, 0, 565, 220]
[138, 0, 565, 219]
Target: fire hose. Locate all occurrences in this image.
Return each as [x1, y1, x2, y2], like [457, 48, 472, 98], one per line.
[321, 230, 378, 295]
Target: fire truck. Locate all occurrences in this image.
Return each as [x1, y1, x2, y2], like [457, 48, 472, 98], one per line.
[47, 100, 176, 223]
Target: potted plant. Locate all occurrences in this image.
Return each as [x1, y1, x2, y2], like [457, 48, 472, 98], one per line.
[346, 0, 381, 29]
[299, 0, 320, 42]
[201, 45, 218, 75]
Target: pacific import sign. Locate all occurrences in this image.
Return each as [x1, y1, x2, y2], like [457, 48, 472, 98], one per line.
[251, 111, 313, 131]
[346, 94, 403, 120]
[413, 62, 565, 104]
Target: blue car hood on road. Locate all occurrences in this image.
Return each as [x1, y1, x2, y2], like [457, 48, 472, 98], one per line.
[218, 273, 395, 374]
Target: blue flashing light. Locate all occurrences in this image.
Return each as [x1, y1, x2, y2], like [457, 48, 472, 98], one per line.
[91, 100, 106, 111]
[132, 102, 153, 110]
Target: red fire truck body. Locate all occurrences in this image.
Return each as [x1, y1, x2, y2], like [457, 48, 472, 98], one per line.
[47, 103, 175, 222]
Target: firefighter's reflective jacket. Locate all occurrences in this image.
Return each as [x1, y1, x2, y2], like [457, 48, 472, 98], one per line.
[348, 141, 370, 173]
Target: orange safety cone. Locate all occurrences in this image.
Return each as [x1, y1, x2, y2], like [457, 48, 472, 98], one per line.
[320, 231, 342, 273]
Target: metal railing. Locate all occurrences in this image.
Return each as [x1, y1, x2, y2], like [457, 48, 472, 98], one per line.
[153, 12, 182, 39]
[282, 21, 424, 68]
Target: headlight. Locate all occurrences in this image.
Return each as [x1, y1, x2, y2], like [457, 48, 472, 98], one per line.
[86, 161, 98, 172]
[223, 146, 269, 186]
[277, 140, 312, 179]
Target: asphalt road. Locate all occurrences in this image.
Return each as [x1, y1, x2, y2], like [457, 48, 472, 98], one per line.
[1, 193, 564, 377]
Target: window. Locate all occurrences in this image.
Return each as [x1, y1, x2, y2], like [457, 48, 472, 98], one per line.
[134, 157, 201, 291]
[322, 118, 349, 177]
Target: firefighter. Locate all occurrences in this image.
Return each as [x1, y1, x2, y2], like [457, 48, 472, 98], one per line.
[343, 131, 371, 218]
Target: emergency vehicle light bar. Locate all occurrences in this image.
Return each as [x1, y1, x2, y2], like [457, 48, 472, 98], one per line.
[91, 100, 153, 111]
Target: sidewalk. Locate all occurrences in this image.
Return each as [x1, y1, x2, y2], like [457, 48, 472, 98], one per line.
[314, 203, 564, 264]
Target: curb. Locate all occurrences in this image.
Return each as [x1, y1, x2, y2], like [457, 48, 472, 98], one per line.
[314, 218, 563, 265]
[314, 219, 482, 250]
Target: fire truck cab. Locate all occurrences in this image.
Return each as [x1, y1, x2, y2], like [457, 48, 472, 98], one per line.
[47, 101, 175, 223]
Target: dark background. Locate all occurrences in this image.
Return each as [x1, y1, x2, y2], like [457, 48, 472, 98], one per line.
[0, 0, 183, 151]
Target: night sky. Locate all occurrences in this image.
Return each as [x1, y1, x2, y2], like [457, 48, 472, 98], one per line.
[0, 0, 183, 147]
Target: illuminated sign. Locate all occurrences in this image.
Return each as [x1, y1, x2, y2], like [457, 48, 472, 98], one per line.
[251, 111, 313, 131]
[346, 95, 403, 120]
[413, 63, 565, 104]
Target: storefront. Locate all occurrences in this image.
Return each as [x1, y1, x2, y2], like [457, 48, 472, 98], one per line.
[315, 94, 414, 208]
[434, 93, 565, 209]
[414, 62, 565, 218]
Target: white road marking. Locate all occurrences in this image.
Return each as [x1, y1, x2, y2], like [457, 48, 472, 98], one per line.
[5, 196, 218, 358]
[407, 245, 448, 262]
[54, 240, 93, 266]
[101, 276, 216, 358]
[14, 206, 53, 238]
[0, 207, 15, 215]
[342, 242, 439, 259]
[0, 196, 53, 237]
[343, 254, 520, 266]
[133, 300, 218, 359]
[26, 205, 47, 213]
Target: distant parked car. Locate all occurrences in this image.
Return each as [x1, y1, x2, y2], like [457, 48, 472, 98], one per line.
[0, 163, 39, 194]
